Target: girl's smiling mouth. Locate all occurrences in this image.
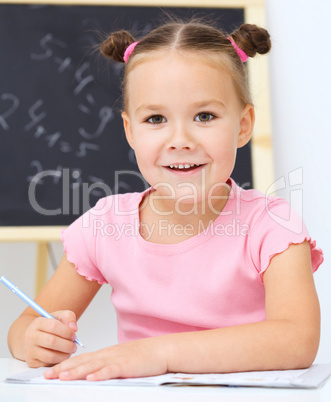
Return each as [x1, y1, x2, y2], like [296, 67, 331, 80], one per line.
[164, 163, 206, 174]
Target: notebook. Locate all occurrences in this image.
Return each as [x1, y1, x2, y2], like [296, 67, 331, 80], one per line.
[5, 364, 331, 389]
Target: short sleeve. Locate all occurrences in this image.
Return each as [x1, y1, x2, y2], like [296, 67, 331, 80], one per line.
[249, 197, 324, 281]
[61, 199, 108, 285]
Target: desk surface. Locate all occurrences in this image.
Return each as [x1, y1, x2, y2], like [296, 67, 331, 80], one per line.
[1, 358, 331, 402]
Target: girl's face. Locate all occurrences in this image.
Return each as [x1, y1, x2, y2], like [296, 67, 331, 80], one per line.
[122, 51, 254, 212]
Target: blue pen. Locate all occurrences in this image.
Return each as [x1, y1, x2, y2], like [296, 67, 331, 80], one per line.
[0, 276, 84, 347]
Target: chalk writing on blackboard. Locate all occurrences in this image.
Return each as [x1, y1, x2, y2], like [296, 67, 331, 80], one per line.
[31, 33, 67, 60]
[24, 99, 47, 131]
[78, 106, 114, 139]
[0, 94, 20, 130]
[0, 4, 248, 226]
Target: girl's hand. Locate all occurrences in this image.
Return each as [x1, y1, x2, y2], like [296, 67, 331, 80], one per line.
[43, 337, 169, 381]
[24, 310, 78, 368]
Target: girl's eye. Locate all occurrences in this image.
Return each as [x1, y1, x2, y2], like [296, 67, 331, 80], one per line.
[147, 115, 166, 124]
[195, 113, 214, 123]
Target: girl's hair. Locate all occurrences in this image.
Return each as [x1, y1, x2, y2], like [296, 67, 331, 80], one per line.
[100, 19, 271, 109]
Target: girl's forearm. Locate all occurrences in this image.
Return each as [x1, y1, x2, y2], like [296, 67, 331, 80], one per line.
[40, 317, 319, 381]
[163, 319, 319, 374]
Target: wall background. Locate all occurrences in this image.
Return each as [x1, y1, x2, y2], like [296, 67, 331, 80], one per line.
[264, 0, 331, 363]
[1, 0, 330, 363]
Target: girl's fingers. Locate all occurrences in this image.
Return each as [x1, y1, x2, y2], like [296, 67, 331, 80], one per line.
[36, 317, 77, 342]
[37, 333, 77, 354]
[24, 311, 79, 368]
[44, 340, 166, 381]
[26, 319, 77, 366]
[45, 355, 101, 380]
[35, 347, 73, 366]
[52, 310, 78, 332]
[59, 362, 104, 381]
[44, 354, 83, 377]
[86, 365, 122, 381]
[45, 357, 141, 381]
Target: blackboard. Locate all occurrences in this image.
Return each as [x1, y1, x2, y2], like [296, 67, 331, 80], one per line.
[0, 3, 251, 226]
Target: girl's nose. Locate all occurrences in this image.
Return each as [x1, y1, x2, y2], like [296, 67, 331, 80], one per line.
[167, 123, 196, 150]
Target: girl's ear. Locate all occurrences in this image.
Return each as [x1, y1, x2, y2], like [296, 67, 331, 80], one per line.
[122, 112, 134, 149]
[237, 104, 255, 148]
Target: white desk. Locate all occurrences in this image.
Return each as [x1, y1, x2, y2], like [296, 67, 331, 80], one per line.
[1, 358, 331, 402]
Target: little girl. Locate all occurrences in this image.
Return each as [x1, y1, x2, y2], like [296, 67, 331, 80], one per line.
[8, 19, 323, 381]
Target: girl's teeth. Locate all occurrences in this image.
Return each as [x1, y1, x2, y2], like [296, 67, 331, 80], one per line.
[169, 164, 200, 169]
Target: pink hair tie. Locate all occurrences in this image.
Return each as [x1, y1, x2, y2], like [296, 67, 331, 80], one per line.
[227, 37, 248, 63]
[123, 41, 140, 63]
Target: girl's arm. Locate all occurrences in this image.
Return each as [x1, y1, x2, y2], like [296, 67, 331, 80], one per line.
[44, 240, 320, 381]
[166, 240, 320, 373]
[7, 254, 101, 367]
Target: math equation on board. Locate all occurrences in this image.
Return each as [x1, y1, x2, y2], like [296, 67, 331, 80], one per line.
[0, 4, 247, 226]
[0, 5, 155, 225]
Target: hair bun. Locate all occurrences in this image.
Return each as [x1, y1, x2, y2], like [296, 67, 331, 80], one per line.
[231, 24, 271, 58]
[100, 30, 136, 62]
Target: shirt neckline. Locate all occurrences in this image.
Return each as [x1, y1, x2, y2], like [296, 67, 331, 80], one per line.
[135, 178, 238, 255]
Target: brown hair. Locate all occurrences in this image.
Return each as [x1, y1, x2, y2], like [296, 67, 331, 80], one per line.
[100, 19, 271, 110]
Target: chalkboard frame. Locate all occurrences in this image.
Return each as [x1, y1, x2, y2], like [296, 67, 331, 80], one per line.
[0, 0, 273, 243]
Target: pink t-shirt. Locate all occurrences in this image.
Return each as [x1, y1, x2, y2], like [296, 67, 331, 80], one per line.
[61, 178, 323, 344]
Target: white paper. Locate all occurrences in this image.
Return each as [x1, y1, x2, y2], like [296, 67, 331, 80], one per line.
[5, 364, 331, 389]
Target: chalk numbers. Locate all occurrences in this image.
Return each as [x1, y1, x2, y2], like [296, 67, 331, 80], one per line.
[0, 94, 20, 130]
[2, 30, 117, 192]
